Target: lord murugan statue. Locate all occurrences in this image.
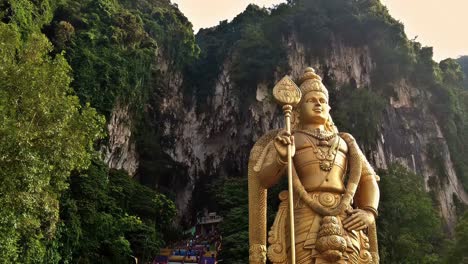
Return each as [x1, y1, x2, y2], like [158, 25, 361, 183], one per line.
[248, 68, 380, 264]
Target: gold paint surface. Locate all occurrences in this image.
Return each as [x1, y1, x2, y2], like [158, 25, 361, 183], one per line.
[248, 67, 380, 263]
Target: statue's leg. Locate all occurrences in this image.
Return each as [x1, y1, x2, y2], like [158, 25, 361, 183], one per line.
[291, 195, 321, 264]
[269, 191, 321, 264]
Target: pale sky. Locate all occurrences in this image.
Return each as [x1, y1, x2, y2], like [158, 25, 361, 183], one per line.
[172, 0, 468, 61]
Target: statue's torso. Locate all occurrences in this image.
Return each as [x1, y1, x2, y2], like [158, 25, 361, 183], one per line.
[293, 131, 348, 193]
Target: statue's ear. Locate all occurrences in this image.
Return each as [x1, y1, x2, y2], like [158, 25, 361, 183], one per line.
[326, 114, 339, 133]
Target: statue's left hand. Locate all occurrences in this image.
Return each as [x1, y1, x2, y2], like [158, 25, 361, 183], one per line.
[342, 208, 375, 231]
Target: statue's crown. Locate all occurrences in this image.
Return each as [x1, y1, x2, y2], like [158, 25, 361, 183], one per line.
[298, 67, 329, 100]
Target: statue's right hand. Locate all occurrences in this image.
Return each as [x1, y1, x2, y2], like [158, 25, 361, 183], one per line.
[274, 130, 295, 163]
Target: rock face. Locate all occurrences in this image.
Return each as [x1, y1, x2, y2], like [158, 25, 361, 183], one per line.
[375, 79, 468, 229]
[154, 57, 284, 215]
[105, 36, 467, 229]
[278, 39, 468, 230]
[103, 102, 139, 177]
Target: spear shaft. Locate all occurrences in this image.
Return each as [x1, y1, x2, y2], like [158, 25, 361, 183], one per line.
[283, 105, 296, 264]
[272, 76, 301, 264]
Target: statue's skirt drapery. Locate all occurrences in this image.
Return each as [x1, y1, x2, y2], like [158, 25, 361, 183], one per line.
[268, 191, 373, 264]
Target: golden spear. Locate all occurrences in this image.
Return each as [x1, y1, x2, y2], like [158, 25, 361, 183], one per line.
[272, 76, 302, 263]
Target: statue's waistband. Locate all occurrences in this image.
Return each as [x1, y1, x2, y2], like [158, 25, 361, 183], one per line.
[279, 190, 343, 209]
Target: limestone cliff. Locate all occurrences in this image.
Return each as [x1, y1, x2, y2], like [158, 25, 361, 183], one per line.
[102, 3, 468, 230]
[107, 38, 465, 229]
[103, 102, 139, 176]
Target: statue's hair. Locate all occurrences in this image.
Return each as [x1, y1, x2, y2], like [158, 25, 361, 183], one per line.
[299, 67, 329, 100]
[293, 67, 338, 133]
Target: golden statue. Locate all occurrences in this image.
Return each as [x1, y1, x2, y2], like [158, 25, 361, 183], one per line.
[248, 68, 380, 264]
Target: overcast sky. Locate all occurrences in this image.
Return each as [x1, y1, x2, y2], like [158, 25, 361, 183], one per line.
[172, 0, 468, 61]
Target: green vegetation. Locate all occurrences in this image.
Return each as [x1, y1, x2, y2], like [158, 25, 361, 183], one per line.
[211, 178, 249, 263]
[47, 0, 201, 211]
[0, 12, 104, 263]
[190, 0, 416, 102]
[333, 85, 386, 149]
[444, 212, 468, 263]
[0, 0, 184, 262]
[432, 59, 468, 191]
[2, 0, 468, 262]
[457, 55, 468, 88]
[49, 0, 199, 116]
[187, 4, 289, 111]
[208, 176, 286, 263]
[58, 160, 176, 263]
[377, 165, 443, 263]
[191, 0, 468, 192]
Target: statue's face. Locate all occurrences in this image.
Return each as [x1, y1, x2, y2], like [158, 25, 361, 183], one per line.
[300, 91, 330, 125]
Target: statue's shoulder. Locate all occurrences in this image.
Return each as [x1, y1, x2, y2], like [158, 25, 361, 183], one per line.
[337, 134, 349, 153]
[338, 131, 356, 139]
[338, 132, 356, 142]
[250, 129, 280, 172]
[338, 132, 362, 153]
[292, 131, 312, 150]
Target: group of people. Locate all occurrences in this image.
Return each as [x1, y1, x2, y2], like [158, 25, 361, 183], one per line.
[153, 228, 221, 264]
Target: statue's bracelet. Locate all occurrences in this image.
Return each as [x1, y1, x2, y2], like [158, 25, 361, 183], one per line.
[276, 156, 288, 166]
[362, 206, 379, 218]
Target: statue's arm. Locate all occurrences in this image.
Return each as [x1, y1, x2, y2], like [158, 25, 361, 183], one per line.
[353, 147, 380, 217]
[258, 145, 286, 189]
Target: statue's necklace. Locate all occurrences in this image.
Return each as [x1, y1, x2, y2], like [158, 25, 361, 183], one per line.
[297, 129, 336, 146]
[314, 136, 340, 171]
[296, 130, 340, 171]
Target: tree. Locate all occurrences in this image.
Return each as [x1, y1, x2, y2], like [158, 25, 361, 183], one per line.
[210, 175, 287, 263]
[377, 164, 443, 263]
[0, 22, 104, 262]
[213, 177, 249, 263]
[443, 212, 468, 263]
[333, 85, 386, 149]
[456, 55, 468, 89]
[58, 161, 177, 263]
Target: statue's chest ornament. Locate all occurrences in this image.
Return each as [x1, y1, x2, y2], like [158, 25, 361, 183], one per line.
[296, 129, 341, 172]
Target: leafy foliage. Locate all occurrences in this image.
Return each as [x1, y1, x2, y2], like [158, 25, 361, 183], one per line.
[2, 0, 468, 263]
[377, 164, 443, 263]
[208, 176, 286, 263]
[187, 4, 289, 111]
[332, 85, 386, 148]
[48, 0, 199, 116]
[0, 0, 56, 32]
[213, 178, 249, 263]
[0, 22, 104, 262]
[57, 160, 177, 263]
[457, 55, 468, 89]
[0, 0, 183, 262]
[425, 58, 468, 191]
[443, 212, 468, 263]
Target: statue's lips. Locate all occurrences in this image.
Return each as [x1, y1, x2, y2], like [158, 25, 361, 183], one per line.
[313, 108, 322, 113]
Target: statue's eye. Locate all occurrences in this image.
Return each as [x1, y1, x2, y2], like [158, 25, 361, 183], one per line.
[320, 98, 326, 103]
